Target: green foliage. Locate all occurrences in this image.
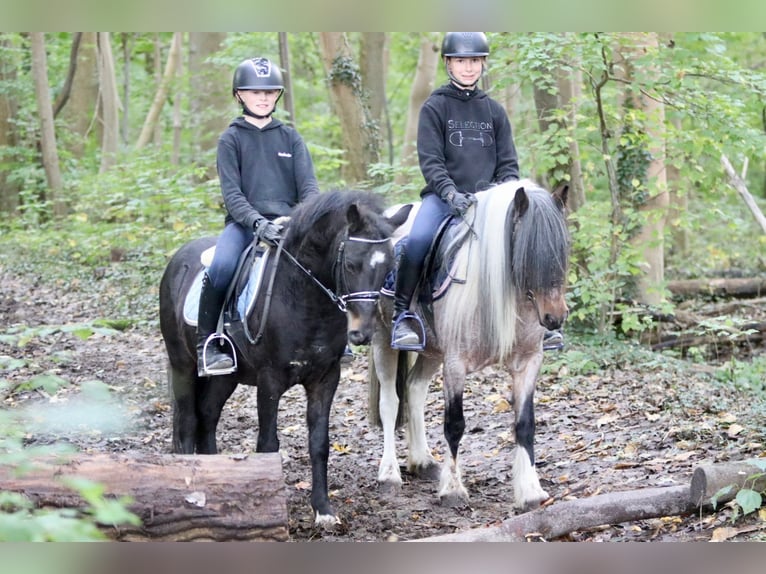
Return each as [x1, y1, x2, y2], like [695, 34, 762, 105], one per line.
[710, 459, 766, 522]
[714, 355, 766, 392]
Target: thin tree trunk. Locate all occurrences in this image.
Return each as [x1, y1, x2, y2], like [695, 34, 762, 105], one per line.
[396, 33, 439, 186]
[120, 33, 132, 145]
[721, 153, 766, 233]
[623, 32, 668, 306]
[152, 33, 163, 145]
[557, 57, 585, 211]
[171, 34, 184, 165]
[59, 33, 99, 158]
[318, 32, 379, 185]
[136, 32, 182, 150]
[360, 32, 389, 165]
[188, 32, 229, 177]
[278, 32, 295, 127]
[0, 34, 20, 215]
[30, 32, 65, 217]
[97, 32, 120, 173]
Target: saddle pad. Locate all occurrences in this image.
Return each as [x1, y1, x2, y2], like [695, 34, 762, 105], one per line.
[183, 248, 271, 326]
[381, 238, 458, 302]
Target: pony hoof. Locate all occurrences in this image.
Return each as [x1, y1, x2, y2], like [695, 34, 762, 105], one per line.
[439, 491, 469, 508]
[378, 480, 402, 495]
[412, 462, 441, 482]
[313, 512, 341, 529]
[516, 493, 551, 514]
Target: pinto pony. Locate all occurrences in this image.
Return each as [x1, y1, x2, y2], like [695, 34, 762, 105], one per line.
[369, 180, 570, 512]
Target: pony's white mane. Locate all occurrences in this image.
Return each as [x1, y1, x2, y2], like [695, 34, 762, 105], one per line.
[440, 179, 544, 363]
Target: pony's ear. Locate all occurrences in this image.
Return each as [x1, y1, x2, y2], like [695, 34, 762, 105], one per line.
[346, 203, 363, 233]
[386, 204, 413, 229]
[513, 186, 530, 217]
[552, 183, 569, 211]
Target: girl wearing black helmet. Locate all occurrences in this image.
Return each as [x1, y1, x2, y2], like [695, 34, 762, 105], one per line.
[196, 57, 320, 376]
[391, 32, 564, 352]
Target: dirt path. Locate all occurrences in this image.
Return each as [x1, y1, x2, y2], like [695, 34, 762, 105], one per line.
[1, 269, 765, 541]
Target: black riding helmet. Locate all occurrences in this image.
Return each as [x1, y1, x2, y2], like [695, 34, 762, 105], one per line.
[232, 57, 284, 118]
[441, 32, 489, 88]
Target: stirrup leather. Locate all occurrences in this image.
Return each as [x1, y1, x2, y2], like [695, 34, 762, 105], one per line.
[199, 333, 238, 376]
[391, 311, 426, 352]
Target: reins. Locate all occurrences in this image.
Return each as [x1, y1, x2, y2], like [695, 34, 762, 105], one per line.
[269, 228, 389, 314]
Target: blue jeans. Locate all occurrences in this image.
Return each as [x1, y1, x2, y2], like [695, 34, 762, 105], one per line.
[206, 222, 254, 292]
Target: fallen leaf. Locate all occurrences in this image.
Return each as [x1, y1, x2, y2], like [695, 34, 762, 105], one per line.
[596, 413, 619, 427]
[711, 527, 737, 542]
[295, 481, 311, 491]
[727, 424, 744, 438]
[492, 398, 511, 413]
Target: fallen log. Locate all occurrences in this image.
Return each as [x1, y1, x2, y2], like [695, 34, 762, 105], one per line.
[690, 459, 766, 507]
[416, 485, 693, 542]
[650, 321, 765, 352]
[0, 452, 288, 541]
[666, 277, 766, 299]
[417, 458, 766, 542]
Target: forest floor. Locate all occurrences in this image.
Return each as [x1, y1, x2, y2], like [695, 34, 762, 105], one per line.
[1, 267, 766, 542]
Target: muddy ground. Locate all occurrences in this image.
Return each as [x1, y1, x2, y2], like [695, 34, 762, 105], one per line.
[1, 268, 765, 542]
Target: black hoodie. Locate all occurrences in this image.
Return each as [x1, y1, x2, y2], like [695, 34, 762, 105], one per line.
[216, 116, 320, 229]
[417, 83, 519, 199]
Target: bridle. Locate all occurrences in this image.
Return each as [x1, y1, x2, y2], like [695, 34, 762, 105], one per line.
[281, 228, 389, 313]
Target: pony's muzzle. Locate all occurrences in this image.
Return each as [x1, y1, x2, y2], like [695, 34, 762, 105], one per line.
[348, 328, 370, 346]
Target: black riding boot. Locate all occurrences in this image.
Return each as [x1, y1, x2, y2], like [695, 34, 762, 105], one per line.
[391, 250, 425, 351]
[197, 272, 234, 376]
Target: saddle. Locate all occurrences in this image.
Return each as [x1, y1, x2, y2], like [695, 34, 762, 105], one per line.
[183, 242, 274, 355]
[381, 214, 469, 305]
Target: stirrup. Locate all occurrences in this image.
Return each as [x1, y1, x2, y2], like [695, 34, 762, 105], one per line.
[199, 333, 238, 376]
[391, 311, 426, 352]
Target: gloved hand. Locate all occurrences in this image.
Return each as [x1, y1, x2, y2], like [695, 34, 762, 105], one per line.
[254, 219, 283, 246]
[442, 187, 476, 216]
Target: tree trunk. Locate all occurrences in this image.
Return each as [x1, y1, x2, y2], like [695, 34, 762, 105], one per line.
[278, 33, 295, 127]
[418, 459, 766, 542]
[666, 276, 766, 298]
[360, 32, 389, 165]
[119, 33, 133, 144]
[690, 460, 766, 507]
[622, 32, 669, 306]
[136, 32, 182, 150]
[318, 32, 380, 185]
[557, 57, 585, 212]
[59, 33, 99, 158]
[666, 115, 689, 253]
[30, 32, 65, 217]
[0, 453, 289, 541]
[396, 33, 439, 186]
[97, 32, 120, 173]
[188, 32, 229, 178]
[0, 34, 20, 215]
[417, 486, 692, 542]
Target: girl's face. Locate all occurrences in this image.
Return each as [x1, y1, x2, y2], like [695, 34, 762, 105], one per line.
[447, 56, 485, 87]
[237, 89, 280, 116]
